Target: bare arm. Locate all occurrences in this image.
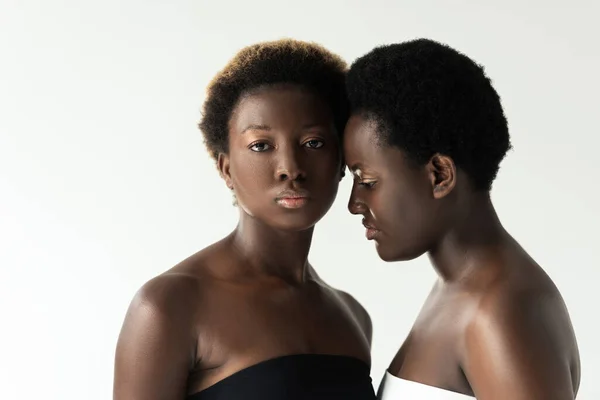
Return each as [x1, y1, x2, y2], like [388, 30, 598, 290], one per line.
[114, 274, 198, 400]
[463, 290, 576, 400]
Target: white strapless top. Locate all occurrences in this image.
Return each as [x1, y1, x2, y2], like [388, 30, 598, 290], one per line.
[378, 371, 474, 399]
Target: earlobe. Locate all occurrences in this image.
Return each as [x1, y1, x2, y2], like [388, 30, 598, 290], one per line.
[217, 153, 233, 189]
[428, 154, 456, 199]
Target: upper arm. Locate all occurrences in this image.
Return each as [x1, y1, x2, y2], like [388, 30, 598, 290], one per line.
[463, 291, 575, 400]
[114, 275, 198, 400]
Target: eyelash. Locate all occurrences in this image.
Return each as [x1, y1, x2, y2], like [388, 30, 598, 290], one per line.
[358, 181, 376, 188]
[249, 142, 272, 152]
[248, 139, 325, 152]
[303, 139, 324, 149]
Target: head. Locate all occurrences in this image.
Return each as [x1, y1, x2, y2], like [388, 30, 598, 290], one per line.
[344, 38, 511, 261]
[200, 39, 348, 231]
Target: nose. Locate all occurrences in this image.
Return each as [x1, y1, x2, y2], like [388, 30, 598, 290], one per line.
[276, 146, 306, 182]
[348, 186, 367, 215]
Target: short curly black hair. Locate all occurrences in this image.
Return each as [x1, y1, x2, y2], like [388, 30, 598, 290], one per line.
[346, 38, 512, 191]
[199, 39, 349, 162]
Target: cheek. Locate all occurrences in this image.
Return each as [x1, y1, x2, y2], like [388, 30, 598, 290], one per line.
[374, 184, 431, 235]
[228, 158, 275, 215]
[230, 156, 270, 190]
[391, 192, 438, 252]
[307, 150, 341, 177]
[306, 156, 340, 205]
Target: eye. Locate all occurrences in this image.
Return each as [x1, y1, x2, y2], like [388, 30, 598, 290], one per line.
[358, 181, 376, 188]
[304, 139, 324, 149]
[249, 142, 272, 152]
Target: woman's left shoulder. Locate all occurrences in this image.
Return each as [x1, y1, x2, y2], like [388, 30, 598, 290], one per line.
[334, 289, 373, 346]
[308, 266, 373, 344]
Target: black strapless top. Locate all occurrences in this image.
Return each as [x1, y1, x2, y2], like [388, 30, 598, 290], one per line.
[186, 354, 376, 400]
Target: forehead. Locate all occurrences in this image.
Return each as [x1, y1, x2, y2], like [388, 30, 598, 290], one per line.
[344, 114, 380, 154]
[229, 85, 333, 134]
[343, 114, 410, 175]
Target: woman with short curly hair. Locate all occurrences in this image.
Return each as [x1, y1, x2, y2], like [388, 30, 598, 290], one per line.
[344, 38, 580, 400]
[114, 39, 375, 400]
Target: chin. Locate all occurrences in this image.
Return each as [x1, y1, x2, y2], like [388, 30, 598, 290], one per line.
[375, 241, 425, 262]
[269, 209, 326, 232]
[272, 219, 317, 232]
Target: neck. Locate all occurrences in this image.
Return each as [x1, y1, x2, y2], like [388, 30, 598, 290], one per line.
[228, 210, 314, 284]
[429, 192, 511, 283]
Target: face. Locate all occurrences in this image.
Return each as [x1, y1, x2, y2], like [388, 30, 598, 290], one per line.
[343, 114, 455, 262]
[219, 84, 342, 231]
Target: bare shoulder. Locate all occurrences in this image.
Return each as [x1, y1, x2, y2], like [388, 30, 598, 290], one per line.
[133, 238, 235, 317]
[307, 266, 372, 344]
[335, 289, 373, 345]
[132, 270, 202, 320]
[116, 246, 224, 365]
[470, 266, 577, 356]
[463, 266, 580, 399]
[114, 239, 238, 399]
[114, 268, 206, 399]
[117, 269, 204, 360]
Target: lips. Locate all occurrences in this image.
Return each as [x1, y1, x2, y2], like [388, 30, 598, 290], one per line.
[362, 218, 380, 240]
[362, 219, 377, 230]
[275, 188, 310, 209]
[276, 188, 310, 199]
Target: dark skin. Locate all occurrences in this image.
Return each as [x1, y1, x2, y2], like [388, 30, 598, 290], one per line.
[113, 85, 372, 400]
[344, 115, 580, 400]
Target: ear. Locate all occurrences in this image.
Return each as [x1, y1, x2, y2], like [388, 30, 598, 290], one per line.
[217, 153, 233, 190]
[427, 154, 456, 199]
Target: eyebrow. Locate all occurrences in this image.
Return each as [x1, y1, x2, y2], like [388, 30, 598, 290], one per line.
[240, 123, 330, 134]
[241, 124, 271, 134]
[348, 163, 363, 173]
[348, 166, 366, 179]
[302, 123, 328, 130]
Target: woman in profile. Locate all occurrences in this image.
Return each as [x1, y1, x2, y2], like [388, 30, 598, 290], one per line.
[113, 39, 375, 400]
[343, 38, 580, 399]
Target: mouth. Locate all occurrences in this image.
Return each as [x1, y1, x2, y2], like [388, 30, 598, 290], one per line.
[362, 218, 380, 240]
[275, 189, 310, 209]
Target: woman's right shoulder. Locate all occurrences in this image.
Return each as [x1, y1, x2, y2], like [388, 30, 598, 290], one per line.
[131, 242, 229, 311]
[135, 271, 202, 312]
[119, 272, 204, 343]
[124, 239, 233, 327]
[115, 269, 208, 397]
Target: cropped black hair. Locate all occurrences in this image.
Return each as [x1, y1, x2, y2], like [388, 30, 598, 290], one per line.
[346, 38, 511, 191]
[200, 39, 348, 162]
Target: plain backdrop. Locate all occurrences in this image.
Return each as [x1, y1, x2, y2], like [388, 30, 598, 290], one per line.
[1, 1, 599, 399]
